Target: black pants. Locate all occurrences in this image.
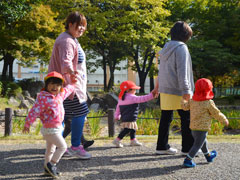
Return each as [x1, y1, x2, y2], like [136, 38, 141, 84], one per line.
[156, 110, 194, 152]
[63, 118, 86, 144]
[118, 128, 136, 140]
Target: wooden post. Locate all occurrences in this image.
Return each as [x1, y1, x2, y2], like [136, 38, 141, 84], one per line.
[5, 108, 12, 136]
[108, 108, 115, 137]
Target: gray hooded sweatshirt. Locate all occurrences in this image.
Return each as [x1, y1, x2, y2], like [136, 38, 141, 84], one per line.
[158, 40, 194, 96]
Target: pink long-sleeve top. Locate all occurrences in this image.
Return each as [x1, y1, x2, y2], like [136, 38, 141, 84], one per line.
[24, 85, 75, 128]
[48, 32, 87, 103]
[114, 92, 154, 122]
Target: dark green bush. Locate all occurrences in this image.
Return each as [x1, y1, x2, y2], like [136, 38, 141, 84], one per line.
[1, 81, 22, 97]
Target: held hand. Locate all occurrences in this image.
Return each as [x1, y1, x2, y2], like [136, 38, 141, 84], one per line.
[70, 72, 78, 84]
[182, 94, 190, 101]
[151, 89, 159, 98]
[23, 126, 30, 134]
[225, 119, 229, 126]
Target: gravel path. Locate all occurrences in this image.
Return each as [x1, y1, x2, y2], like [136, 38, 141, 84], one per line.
[0, 140, 240, 180]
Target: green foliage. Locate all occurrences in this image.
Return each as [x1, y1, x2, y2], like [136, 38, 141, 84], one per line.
[0, 81, 2, 95]
[1, 81, 22, 97]
[12, 116, 25, 134]
[137, 109, 160, 135]
[87, 110, 105, 137]
[188, 39, 240, 81]
[209, 119, 224, 135]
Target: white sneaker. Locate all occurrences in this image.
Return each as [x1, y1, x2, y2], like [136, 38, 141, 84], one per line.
[68, 145, 91, 159]
[112, 139, 123, 148]
[130, 139, 142, 146]
[180, 149, 202, 157]
[156, 147, 178, 155]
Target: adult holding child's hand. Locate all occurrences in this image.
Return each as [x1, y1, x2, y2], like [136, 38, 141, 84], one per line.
[154, 21, 195, 156]
[48, 12, 92, 159]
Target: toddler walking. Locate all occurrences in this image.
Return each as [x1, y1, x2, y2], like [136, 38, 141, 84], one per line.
[181, 78, 229, 167]
[113, 80, 156, 148]
[23, 71, 75, 178]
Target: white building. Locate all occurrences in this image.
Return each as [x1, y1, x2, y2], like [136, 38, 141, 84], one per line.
[0, 59, 151, 92]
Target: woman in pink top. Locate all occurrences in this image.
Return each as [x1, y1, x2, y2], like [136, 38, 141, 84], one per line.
[113, 80, 157, 148]
[48, 12, 92, 159]
[23, 71, 75, 178]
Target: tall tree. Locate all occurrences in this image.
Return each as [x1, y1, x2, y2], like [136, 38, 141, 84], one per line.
[0, 1, 61, 80]
[166, 0, 240, 84]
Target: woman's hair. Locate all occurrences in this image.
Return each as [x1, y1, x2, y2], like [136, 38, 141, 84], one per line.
[65, 11, 87, 30]
[44, 77, 63, 90]
[170, 21, 192, 43]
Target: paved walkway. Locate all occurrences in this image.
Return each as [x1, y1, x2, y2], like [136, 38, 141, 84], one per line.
[0, 140, 240, 180]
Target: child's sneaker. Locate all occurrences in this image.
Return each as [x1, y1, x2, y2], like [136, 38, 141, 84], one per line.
[183, 158, 196, 168]
[205, 150, 217, 162]
[44, 167, 61, 176]
[130, 139, 142, 146]
[112, 139, 123, 148]
[44, 162, 58, 178]
[68, 145, 92, 159]
[62, 148, 72, 157]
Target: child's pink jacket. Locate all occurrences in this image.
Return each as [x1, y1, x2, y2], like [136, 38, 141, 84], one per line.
[24, 85, 75, 128]
[114, 93, 154, 120]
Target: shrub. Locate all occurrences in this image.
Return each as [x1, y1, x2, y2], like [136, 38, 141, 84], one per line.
[1, 81, 22, 97]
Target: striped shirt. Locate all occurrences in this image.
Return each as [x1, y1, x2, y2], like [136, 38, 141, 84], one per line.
[63, 95, 89, 118]
[75, 39, 84, 64]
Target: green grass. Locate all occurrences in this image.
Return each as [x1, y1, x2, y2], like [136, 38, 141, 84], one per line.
[0, 97, 19, 110]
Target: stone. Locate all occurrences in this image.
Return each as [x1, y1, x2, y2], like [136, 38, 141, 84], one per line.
[25, 96, 35, 105]
[89, 103, 100, 112]
[18, 100, 31, 109]
[8, 97, 20, 106]
[104, 93, 118, 108]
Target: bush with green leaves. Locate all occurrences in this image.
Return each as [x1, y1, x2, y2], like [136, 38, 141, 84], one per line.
[1, 81, 22, 97]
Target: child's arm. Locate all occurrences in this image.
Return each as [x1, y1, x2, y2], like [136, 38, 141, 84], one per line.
[114, 103, 121, 121]
[128, 92, 154, 104]
[181, 99, 190, 111]
[23, 97, 43, 133]
[208, 100, 229, 126]
[61, 84, 75, 100]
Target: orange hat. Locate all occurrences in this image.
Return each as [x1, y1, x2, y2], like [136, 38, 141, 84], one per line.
[44, 71, 64, 83]
[118, 80, 140, 99]
[192, 78, 214, 101]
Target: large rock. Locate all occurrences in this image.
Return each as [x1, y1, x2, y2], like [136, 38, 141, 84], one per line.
[104, 93, 118, 108]
[18, 100, 31, 109]
[91, 97, 107, 111]
[89, 103, 100, 112]
[25, 96, 35, 105]
[8, 97, 20, 106]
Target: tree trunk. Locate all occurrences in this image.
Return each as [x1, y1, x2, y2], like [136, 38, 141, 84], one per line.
[102, 56, 107, 91]
[2, 53, 15, 81]
[139, 72, 146, 93]
[107, 71, 114, 91]
[150, 76, 154, 91]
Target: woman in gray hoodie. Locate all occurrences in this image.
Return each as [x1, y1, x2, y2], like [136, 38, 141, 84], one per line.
[153, 21, 194, 155]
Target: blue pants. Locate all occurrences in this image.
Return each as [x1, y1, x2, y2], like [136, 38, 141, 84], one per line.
[71, 115, 86, 147]
[188, 130, 209, 159]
